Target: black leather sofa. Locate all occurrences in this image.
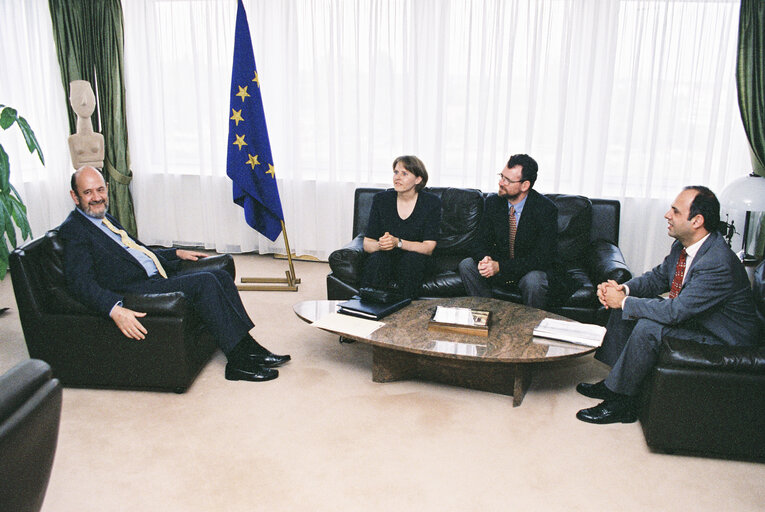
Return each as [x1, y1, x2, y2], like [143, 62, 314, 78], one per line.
[9, 230, 234, 393]
[638, 260, 765, 460]
[0, 359, 62, 512]
[327, 187, 632, 324]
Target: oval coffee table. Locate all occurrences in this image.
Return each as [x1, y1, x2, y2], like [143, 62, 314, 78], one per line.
[294, 297, 596, 406]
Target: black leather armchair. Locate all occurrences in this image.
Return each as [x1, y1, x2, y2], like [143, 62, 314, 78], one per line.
[639, 260, 765, 460]
[0, 359, 62, 512]
[327, 187, 631, 324]
[9, 230, 234, 392]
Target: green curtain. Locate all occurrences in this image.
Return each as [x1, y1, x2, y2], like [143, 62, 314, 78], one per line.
[736, 0, 765, 178]
[49, 0, 138, 237]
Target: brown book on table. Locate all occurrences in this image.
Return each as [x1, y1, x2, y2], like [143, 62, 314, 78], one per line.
[427, 306, 490, 337]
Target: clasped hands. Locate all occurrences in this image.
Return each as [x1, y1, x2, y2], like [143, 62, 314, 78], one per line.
[109, 249, 209, 340]
[376, 232, 401, 251]
[597, 279, 627, 310]
[477, 256, 500, 278]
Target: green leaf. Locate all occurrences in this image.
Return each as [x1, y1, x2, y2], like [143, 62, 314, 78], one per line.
[0, 239, 8, 280]
[5, 218, 17, 249]
[0, 199, 13, 248]
[0, 197, 6, 236]
[8, 182, 22, 201]
[0, 145, 8, 192]
[0, 107, 17, 130]
[16, 116, 44, 166]
[8, 195, 31, 240]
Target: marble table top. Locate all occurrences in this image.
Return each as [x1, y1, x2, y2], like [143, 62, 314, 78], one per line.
[294, 297, 595, 364]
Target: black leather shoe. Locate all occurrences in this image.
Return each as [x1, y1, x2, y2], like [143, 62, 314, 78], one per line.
[225, 361, 278, 382]
[576, 380, 613, 400]
[576, 398, 637, 424]
[242, 338, 291, 367]
[242, 352, 291, 368]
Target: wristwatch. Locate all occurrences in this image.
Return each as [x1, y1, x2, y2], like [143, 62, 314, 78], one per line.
[397, 239, 403, 249]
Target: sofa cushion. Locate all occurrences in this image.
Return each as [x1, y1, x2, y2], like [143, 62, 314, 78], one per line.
[421, 271, 465, 297]
[565, 268, 595, 306]
[659, 336, 765, 373]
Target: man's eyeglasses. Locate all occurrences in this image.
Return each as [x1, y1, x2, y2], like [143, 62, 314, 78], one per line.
[498, 173, 525, 185]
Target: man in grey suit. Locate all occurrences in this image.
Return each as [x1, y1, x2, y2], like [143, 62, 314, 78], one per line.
[576, 186, 759, 424]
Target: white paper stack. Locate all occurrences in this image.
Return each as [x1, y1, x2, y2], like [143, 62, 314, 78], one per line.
[532, 318, 606, 347]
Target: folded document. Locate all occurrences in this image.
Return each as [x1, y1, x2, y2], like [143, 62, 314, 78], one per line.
[532, 318, 606, 348]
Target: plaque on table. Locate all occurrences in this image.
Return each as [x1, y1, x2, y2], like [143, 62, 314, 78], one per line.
[427, 306, 491, 337]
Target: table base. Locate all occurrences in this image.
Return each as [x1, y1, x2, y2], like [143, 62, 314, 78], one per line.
[372, 346, 533, 407]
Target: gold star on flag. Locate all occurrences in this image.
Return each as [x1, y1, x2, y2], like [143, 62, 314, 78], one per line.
[232, 134, 247, 150]
[236, 86, 250, 101]
[246, 154, 260, 169]
[230, 109, 244, 126]
[266, 164, 276, 178]
[252, 71, 260, 88]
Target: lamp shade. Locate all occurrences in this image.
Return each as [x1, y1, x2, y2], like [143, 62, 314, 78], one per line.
[719, 173, 765, 211]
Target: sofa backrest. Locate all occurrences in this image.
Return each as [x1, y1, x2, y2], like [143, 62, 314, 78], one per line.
[590, 198, 621, 246]
[352, 187, 621, 258]
[546, 194, 593, 268]
[9, 230, 91, 317]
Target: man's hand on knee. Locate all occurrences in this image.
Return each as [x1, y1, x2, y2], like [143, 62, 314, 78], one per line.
[110, 305, 148, 340]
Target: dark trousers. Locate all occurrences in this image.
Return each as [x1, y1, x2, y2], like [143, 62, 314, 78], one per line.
[361, 250, 431, 299]
[458, 257, 549, 309]
[121, 269, 254, 355]
[596, 309, 725, 396]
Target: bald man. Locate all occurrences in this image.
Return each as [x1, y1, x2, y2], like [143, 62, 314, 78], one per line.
[576, 186, 758, 424]
[58, 166, 289, 382]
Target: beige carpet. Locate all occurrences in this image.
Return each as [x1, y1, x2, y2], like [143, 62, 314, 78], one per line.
[1, 254, 763, 512]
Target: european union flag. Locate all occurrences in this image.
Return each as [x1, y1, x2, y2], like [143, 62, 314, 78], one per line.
[226, 0, 284, 241]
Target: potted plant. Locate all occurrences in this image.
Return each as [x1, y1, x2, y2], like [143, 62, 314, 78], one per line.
[0, 104, 44, 279]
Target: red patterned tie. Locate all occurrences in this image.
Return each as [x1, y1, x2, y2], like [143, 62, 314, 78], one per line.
[508, 205, 517, 259]
[668, 249, 687, 299]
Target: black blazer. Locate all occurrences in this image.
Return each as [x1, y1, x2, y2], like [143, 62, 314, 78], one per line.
[471, 189, 559, 284]
[57, 210, 180, 317]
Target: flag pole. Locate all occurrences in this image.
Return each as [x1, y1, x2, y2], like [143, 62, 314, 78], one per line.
[237, 220, 300, 291]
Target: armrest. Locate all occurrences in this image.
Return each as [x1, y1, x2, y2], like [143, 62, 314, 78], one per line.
[658, 336, 765, 374]
[587, 239, 631, 284]
[46, 254, 234, 317]
[328, 235, 366, 285]
[175, 253, 235, 279]
[122, 292, 189, 317]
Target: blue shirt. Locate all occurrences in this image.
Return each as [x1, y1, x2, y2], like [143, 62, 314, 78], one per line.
[508, 195, 528, 225]
[77, 208, 159, 277]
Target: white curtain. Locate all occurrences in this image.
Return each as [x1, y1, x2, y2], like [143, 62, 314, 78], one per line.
[0, 0, 73, 240]
[2, 0, 749, 274]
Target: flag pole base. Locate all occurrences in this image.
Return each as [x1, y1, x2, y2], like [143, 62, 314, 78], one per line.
[237, 269, 300, 292]
[237, 222, 301, 292]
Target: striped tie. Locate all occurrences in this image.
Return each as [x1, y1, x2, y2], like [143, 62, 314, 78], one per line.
[508, 205, 517, 259]
[668, 249, 687, 299]
[101, 217, 168, 279]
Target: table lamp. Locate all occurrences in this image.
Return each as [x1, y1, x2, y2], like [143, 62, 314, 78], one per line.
[719, 172, 765, 262]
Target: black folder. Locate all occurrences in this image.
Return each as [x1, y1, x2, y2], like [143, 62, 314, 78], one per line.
[337, 296, 412, 320]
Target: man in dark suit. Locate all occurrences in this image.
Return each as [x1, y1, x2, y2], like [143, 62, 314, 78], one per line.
[458, 154, 559, 308]
[577, 186, 759, 424]
[58, 166, 290, 382]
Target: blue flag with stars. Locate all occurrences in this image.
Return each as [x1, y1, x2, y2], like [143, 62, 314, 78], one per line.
[226, 0, 284, 241]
